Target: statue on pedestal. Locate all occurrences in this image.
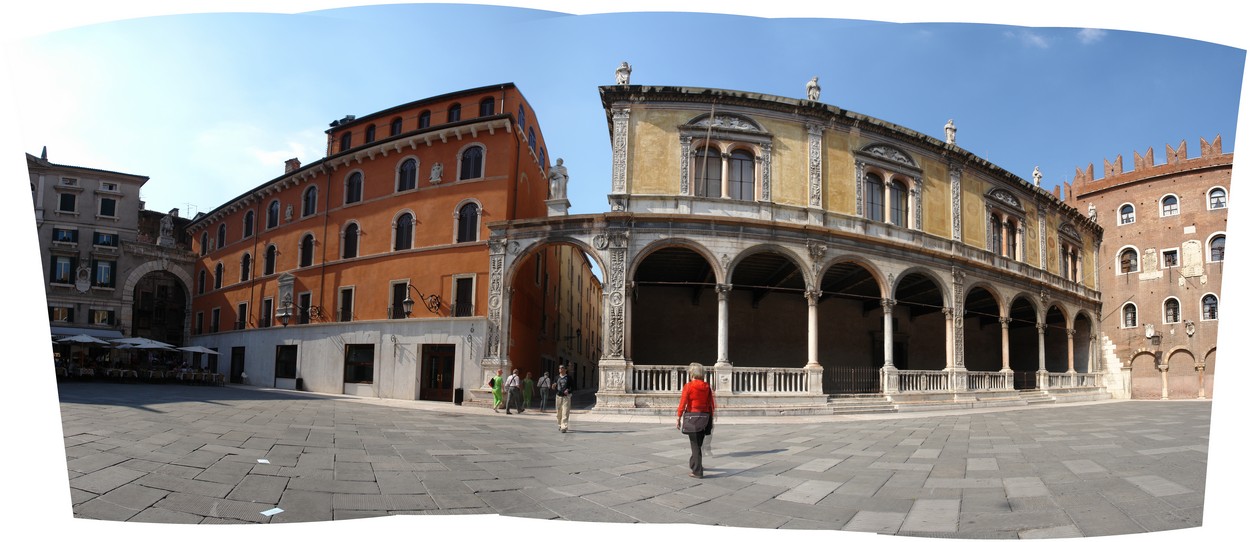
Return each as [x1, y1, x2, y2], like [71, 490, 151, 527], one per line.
[548, 158, 569, 200]
[806, 76, 821, 101]
[944, 119, 957, 145]
[615, 62, 632, 85]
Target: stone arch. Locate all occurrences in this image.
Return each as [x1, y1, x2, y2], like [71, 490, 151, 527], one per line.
[890, 266, 950, 307]
[1166, 348, 1198, 399]
[1204, 347, 1217, 398]
[889, 267, 949, 371]
[1130, 350, 1162, 399]
[963, 282, 1006, 373]
[726, 243, 813, 292]
[817, 254, 888, 297]
[630, 237, 724, 286]
[119, 261, 194, 339]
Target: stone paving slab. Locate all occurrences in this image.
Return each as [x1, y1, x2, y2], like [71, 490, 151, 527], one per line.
[56, 382, 1211, 536]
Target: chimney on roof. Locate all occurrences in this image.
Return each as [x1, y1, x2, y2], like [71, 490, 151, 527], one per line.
[285, 158, 301, 173]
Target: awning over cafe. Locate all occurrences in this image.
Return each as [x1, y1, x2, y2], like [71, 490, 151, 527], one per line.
[49, 326, 125, 340]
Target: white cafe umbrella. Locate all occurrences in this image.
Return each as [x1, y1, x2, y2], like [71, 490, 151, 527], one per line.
[177, 346, 219, 355]
[57, 334, 112, 345]
[112, 337, 175, 349]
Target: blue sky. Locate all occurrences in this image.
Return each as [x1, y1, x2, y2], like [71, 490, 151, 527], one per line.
[2, 2, 1248, 541]
[4, 4, 1243, 219]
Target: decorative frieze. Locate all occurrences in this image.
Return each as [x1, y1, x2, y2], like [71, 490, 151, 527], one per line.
[761, 143, 773, 202]
[679, 135, 692, 196]
[611, 108, 630, 194]
[950, 164, 963, 242]
[808, 124, 822, 207]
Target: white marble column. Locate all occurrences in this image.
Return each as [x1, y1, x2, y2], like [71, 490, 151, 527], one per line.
[999, 317, 1012, 372]
[805, 289, 820, 368]
[1066, 328, 1076, 374]
[882, 299, 897, 369]
[716, 283, 732, 367]
[1036, 322, 1049, 389]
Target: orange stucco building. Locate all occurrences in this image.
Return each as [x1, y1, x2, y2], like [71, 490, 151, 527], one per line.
[184, 83, 576, 402]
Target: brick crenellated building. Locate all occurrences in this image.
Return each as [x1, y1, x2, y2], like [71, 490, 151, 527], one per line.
[1066, 136, 1229, 400]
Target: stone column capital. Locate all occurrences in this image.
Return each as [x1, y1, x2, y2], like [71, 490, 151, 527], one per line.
[1036, 322, 1047, 334]
[881, 298, 897, 312]
[805, 289, 821, 305]
[999, 316, 1012, 327]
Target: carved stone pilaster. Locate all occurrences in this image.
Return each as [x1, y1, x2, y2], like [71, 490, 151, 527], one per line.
[950, 163, 963, 242]
[485, 238, 507, 359]
[855, 161, 865, 216]
[611, 107, 630, 194]
[761, 143, 773, 202]
[679, 135, 692, 196]
[1038, 207, 1048, 272]
[808, 124, 822, 207]
[912, 177, 924, 229]
[605, 236, 629, 359]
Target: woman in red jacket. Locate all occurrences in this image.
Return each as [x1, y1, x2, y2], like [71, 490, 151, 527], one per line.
[677, 363, 715, 478]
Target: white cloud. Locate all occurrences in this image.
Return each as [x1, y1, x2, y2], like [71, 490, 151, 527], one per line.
[1077, 28, 1108, 44]
[1004, 29, 1050, 48]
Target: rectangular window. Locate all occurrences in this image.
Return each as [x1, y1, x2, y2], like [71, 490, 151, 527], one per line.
[453, 276, 474, 317]
[51, 256, 74, 284]
[58, 192, 77, 212]
[1162, 249, 1179, 269]
[344, 344, 375, 384]
[89, 309, 114, 326]
[93, 260, 115, 288]
[98, 197, 117, 217]
[210, 308, 220, 333]
[52, 228, 78, 244]
[236, 302, 248, 330]
[275, 345, 298, 379]
[60, 177, 78, 187]
[93, 231, 119, 247]
[298, 292, 311, 325]
[391, 282, 408, 319]
[339, 288, 354, 322]
[49, 306, 73, 323]
[260, 298, 273, 328]
[194, 312, 204, 335]
[100, 181, 119, 192]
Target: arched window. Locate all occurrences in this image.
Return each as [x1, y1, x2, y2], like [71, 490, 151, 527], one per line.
[342, 223, 359, 259]
[479, 97, 495, 116]
[216, 224, 227, 250]
[1122, 304, 1137, 328]
[364, 124, 376, 143]
[518, 105, 527, 133]
[1164, 298, 1180, 324]
[390, 117, 403, 136]
[1160, 194, 1179, 217]
[865, 173, 884, 222]
[340, 132, 352, 152]
[264, 245, 277, 276]
[727, 150, 755, 201]
[200, 232, 209, 256]
[299, 234, 314, 268]
[1209, 187, 1227, 209]
[528, 127, 537, 153]
[267, 200, 280, 229]
[344, 172, 363, 204]
[448, 103, 461, 123]
[418, 110, 431, 129]
[243, 210, 254, 238]
[197, 269, 206, 295]
[456, 202, 480, 243]
[1210, 235, 1226, 262]
[1005, 218, 1018, 259]
[214, 262, 224, 289]
[1119, 248, 1139, 274]
[394, 213, 414, 251]
[240, 253, 251, 282]
[888, 180, 908, 227]
[693, 147, 722, 198]
[1119, 204, 1135, 225]
[397, 158, 417, 191]
[302, 186, 318, 217]
[459, 146, 484, 180]
[1202, 294, 1219, 320]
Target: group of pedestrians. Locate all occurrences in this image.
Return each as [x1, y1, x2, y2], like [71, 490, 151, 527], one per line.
[488, 365, 574, 432]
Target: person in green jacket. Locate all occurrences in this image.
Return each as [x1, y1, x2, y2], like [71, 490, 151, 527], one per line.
[490, 368, 503, 413]
[523, 372, 535, 411]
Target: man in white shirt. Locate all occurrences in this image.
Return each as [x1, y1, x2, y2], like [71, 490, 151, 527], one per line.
[504, 369, 523, 414]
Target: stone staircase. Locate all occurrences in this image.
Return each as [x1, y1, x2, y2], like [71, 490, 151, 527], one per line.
[1017, 389, 1056, 405]
[826, 394, 898, 414]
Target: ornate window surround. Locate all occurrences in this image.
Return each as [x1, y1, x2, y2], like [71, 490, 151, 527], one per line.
[983, 187, 1026, 261]
[1057, 221, 1083, 283]
[678, 112, 773, 202]
[855, 143, 923, 229]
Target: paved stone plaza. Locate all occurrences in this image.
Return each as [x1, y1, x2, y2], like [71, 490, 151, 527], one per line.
[57, 382, 1210, 537]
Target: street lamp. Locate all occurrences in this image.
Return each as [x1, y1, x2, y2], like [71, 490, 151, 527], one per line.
[403, 284, 442, 317]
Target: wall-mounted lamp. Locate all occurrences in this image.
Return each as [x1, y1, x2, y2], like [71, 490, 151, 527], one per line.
[403, 284, 442, 317]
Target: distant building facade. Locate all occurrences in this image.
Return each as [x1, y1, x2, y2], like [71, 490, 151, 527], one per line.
[1066, 137, 1229, 399]
[183, 83, 590, 403]
[29, 151, 195, 349]
[486, 83, 1107, 413]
